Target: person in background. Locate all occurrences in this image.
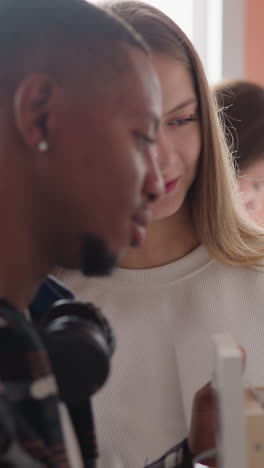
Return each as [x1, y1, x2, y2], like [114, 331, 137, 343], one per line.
[0, 0, 164, 466]
[214, 79, 264, 224]
[56, 2, 264, 467]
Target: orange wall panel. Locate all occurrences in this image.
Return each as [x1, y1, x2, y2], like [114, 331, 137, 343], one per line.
[245, 0, 264, 85]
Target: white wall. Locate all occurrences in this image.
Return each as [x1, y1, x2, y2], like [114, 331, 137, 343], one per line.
[221, 0, 245, 80]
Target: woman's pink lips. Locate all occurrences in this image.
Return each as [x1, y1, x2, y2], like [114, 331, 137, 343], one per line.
[165, 178, 178, 194]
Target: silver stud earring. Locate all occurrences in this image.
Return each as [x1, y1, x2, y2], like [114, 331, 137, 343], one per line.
[38, 140, 48, 152]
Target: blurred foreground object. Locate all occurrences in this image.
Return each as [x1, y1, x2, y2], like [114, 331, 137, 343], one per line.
[212, 334, 264, 468]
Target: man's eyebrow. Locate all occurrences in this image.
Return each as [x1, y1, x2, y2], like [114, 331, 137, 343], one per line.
[132, 111, 160, 131]
[165, 97, 197, 116]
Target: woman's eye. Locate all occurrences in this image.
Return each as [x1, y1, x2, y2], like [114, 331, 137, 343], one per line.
[253, 180, 264, 192]
[167, 115, 197, 127]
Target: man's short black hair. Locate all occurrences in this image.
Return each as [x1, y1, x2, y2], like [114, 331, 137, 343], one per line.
[0, 0, 149, 97]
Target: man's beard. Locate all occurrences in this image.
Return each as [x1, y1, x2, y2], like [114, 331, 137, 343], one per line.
[80, 234, 117, 277]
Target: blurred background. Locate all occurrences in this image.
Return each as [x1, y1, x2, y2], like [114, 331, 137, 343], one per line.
[91, 0, 263, 86]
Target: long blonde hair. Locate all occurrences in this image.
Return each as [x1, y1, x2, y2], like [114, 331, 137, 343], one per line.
[104, 0, 264, 266]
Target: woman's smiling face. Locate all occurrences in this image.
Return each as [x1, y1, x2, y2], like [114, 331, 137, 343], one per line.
[150, 54, 201, 221]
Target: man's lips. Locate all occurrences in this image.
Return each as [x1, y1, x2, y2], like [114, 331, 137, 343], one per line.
[130, 209, 152, 247]
[132, 209, 152, 227]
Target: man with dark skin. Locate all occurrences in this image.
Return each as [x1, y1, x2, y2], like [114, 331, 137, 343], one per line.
[0, 3, 163, 309]
[0, 0, 220, 467]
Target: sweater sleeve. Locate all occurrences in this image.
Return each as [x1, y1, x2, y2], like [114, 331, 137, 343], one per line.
[145, 438, 193, 468]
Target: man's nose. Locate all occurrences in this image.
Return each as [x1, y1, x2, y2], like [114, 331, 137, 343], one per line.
[143, 146, 164, 203]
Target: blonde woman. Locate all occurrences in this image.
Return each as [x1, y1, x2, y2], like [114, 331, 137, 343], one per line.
[56, 1, 264, 466]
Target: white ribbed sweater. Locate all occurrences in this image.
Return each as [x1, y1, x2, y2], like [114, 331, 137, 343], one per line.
[56, 245, 264, 467]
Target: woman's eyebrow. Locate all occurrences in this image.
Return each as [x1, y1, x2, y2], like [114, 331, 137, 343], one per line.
[165, 97, 197, 116]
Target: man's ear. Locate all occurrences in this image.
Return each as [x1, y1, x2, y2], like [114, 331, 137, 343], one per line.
[13, 74, 58, 152]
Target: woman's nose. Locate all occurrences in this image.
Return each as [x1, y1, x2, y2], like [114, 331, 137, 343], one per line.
[156, 130, 175, 172]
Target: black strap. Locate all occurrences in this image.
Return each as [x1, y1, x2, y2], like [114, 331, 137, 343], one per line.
[145, 439, 193, 468]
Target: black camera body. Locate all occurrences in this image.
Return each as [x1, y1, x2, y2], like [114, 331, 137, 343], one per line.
[30, 275, 116, 467]
[30, 275, 115, 402]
